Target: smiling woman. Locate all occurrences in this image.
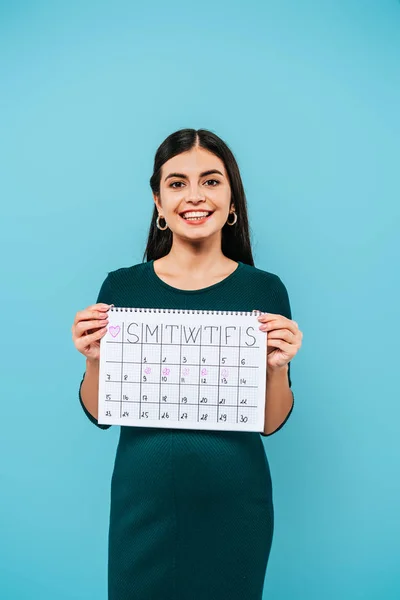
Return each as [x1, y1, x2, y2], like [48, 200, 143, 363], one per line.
[143, 131, 253, 272]
[157, 158, 232, 234]
[74, 128, 298, 600]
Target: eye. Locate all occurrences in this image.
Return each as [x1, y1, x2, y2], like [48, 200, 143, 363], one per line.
[169, 179, 220, 189]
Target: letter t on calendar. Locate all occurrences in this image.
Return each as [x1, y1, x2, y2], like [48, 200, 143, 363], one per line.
[98, 307, 267, 432]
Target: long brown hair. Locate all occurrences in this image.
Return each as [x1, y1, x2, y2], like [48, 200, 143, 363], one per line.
[143, 128, 255, 266]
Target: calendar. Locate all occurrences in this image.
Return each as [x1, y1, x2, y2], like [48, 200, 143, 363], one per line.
[98, 307, 267, 432]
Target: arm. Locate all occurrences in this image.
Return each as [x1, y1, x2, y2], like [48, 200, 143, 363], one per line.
[79, 360, 111, 430]
[259, 274, 298, 437]
[261, 363, 294, 436]
[77, 273, 113, 429]
[80, 359, 100, 420]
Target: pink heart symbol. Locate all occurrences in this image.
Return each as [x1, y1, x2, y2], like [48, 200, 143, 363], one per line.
[109, 325, 120, 338]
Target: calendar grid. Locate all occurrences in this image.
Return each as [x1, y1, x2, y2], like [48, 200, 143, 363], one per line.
[98, 399, 258, 407]
[217, 325, 222, 423]
[99, 312, 267, 432]
[119, 322, 124, 418]
[237, 326, 241, 422]
[197, 323, 202, 422]
[139, 323, 144, 418]
[106, 341, 259, 349]
[104, 379, 258, 389]
[158, 321, 163, 420]
[178, 320, 183, 421]
[106, 360, 258, 368]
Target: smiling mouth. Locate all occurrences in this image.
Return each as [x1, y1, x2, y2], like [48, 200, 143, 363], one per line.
[179, 211, 214, 221]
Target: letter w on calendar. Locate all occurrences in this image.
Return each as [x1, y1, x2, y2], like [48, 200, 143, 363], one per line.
[98, 307, 267, 432]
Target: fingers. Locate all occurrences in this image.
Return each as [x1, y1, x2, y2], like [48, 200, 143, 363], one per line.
[75, 317, 109, 337]
[264, 327, 295, 343]
[72, 306, 109, 347]
[259, 315, 298, 334]
[75, 325, 108, 354]
[259, 320, 298, 336]
[254, 311, 299, 330]
[267, 337, 292, 351]
[73, 304, 110, 327]
[266, 329, 303, 353]
[93, 302, 112, 310]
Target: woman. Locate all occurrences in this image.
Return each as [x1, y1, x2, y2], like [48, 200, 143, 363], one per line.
[72, 128, 303, 599]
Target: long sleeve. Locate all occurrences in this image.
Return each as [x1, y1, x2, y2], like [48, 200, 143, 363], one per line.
[78, 273, 113, 430]
[262, 275, 295, 437]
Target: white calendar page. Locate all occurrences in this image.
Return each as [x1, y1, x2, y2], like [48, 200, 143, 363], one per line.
[98, 307, 267, 432]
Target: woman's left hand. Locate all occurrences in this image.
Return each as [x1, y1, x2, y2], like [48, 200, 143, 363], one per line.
[257, 313, 303, 370]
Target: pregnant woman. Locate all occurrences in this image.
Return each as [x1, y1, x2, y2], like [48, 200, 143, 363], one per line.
[71, 128, 303, 599]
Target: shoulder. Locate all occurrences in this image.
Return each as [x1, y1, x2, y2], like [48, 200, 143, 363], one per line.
[240, 262, 287, 291]
[107, 261, 149, 281]
[95, 262, 151, 305]
[96, 262, 149, 297]
[240, 262, 292, 317]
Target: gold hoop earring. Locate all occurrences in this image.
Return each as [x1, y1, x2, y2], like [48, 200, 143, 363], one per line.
[156, 215, 168, 230]
[226, 211, 237, 226]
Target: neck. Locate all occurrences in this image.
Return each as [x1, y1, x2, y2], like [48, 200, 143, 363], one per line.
[162, 237, 230, 275]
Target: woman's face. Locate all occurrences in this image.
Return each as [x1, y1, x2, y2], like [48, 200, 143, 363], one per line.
[154, 146, 234, 241]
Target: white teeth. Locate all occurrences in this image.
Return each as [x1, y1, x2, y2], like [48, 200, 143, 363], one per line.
[181, 211, 211, 220]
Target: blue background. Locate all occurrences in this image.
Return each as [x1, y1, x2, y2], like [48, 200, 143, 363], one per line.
[1, 1, 399, 598]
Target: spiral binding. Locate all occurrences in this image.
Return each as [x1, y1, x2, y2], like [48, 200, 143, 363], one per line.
[109, 306, 262, 316]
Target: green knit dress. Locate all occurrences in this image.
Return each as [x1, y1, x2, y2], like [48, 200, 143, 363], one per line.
[78, 259, 294, 600]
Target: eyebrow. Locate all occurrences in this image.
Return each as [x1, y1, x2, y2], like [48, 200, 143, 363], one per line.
[164, 169, 224, 182]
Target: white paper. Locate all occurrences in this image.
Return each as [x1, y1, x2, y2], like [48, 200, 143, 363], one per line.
[98, 307, 267, 432]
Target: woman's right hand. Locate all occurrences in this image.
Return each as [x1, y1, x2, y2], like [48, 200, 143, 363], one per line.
[72, 303, 111, 363]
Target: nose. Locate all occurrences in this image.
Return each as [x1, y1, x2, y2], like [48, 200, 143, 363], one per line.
[188, 199, 206, 206]
[188, 192, 206, 203]
[186, 184, 206, 202]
